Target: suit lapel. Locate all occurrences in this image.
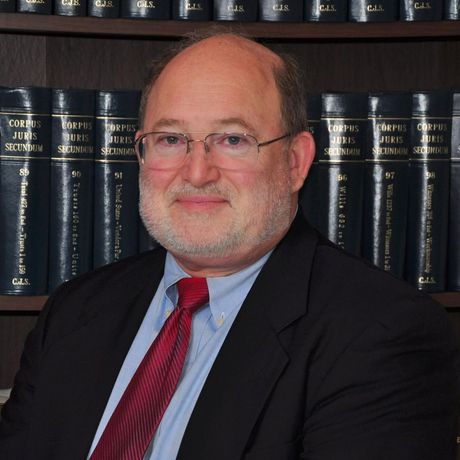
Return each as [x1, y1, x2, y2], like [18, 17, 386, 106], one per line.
[177, 215, 318, 460]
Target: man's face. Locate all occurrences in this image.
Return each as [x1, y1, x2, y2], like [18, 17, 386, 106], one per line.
[139, 37, 309, 275]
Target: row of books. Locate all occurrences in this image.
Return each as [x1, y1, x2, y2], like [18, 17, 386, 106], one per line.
[300, 91, 460, 293]
[1, 0, 458, 22]
[0, 86, 459, 296]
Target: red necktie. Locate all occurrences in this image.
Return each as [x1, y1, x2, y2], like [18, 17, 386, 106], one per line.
[90, 277, 209, 460]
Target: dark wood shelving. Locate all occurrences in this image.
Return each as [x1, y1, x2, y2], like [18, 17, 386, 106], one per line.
[1, 292, 459, 312]
[0, 13, 459, 39]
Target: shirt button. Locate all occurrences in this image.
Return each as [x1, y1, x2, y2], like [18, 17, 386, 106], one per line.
[217, 313, 225, 327]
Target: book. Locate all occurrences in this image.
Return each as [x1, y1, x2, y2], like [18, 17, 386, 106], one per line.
[259, 0, 303, 21]
[448, 92, 460, 291]
[139, 220, 159, 252]
[304, 0, 347, 21]
[405, 91, 452, 292]
[48, 89, 95, 293]
[317, 92, 368, 255]
[0, 0, 15, 12]
[93, 90, 140, 269]
[88, 0, 120, 17]
[0, 87, 51, 295]
[362, 92, 411, 278]
[121, 0, 171, 18]
[17, 0, 52, 13]
[213, 0, 257, 21]
[400, 0, 443, 21]
[445, 0, 460, 19]
[54, 0, 87, 16]
[349, 0, 398, 22]
[172, 0, 211, 19]
[299, 93, 321, 230]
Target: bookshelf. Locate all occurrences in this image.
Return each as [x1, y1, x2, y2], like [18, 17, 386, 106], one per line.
[0, 13, 459, 387]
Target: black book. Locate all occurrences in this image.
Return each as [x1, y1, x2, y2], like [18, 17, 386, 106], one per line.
[0, 87, 51, 295]
[400, 0, 443, 21]
[88, 0, 119, 17]
[17, 0, 51, 13]
[362, 92, 411, 278]
[259, 0, 303, 21]
[299, 93, 321, 229]
[121, 0, 170, 18]
[138, 220, 159, 252]
[48, 89, 95, 293]
[349, 0, 398, 22]
[405, 91, 452, 292]
[0, 0, 15, 12]
[445, 0, 459, 19]
[304, 0, 347, 22]
[54, 0, 86, 15]
[93, 90, 140, 268]
[448, 92, 460, 291]
[172, 0, 211, 19]
[214, 0, 257, 20]
[317, 92, 368, 255]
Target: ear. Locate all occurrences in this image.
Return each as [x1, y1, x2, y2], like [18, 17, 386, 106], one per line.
[288, 131, 315, 193]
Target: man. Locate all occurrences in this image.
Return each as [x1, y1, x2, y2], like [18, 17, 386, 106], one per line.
[0, 31, 458, 460]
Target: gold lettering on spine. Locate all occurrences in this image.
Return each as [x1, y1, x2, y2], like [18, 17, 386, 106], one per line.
[114, 175, 123, 260]
[419, 181, 435, 285]
[228, 4, 244, 12]
[4, 115, 45, 155]
[71, 178, 81, 276]
[185, 2, 203, 11]
[336, 173, 348, 249]
[100, 120, 137, 158]
[273, 3, 289, 12]
[414, 1, 432, 10]
[384, 181, 394, 271]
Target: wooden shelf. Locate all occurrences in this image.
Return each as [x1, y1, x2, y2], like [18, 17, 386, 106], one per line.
[1, 292, 459, 312]
[0, 13, 459, 40]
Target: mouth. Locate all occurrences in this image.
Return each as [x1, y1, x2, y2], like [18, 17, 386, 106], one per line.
[175, 194, 229, 211]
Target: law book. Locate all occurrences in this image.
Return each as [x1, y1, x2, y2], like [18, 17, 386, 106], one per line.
[172, 0, 211, 19]
[54, 0, 86, 16]
[405, 91, 452, 292]
[317, 92, 368, 255]
[121, 0, 170, 18]
[349, 0, 398, 22]
[445, 0, 459, 19]
[17, 0, 52, 13]
[299, 93, 321, 230]
[48, 89, 95, 293]
[0, 0, 15, 12]
[138, 220, 159, 252]
[0, 86, 51, 295]
[93, 90, 140, 269]
[259, 0, 303, 21]
[400, 0, 443, 21]
[448, 92, 460, 291]
[304, 0, 347, 21]
[88, 0, 119, 17]
[213, 0, 257, 20]
[362, 92, 411, 278]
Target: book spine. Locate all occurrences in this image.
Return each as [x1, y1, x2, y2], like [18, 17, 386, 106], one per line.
[304, 0, 347, 22]
[405, 91, 452, 292]
[121, 0, 170, 18]
[17, 0, 52, 13]
[93, 90, 140, 268]
[400, 0, 443, 21]
[299, 93, 321, 229]
[0, 0, 15, 12]
[213, 0, 257, 20]
[172, 0, 211, 19]
[448, 93, 460, 291]
[0, 87, 51, 295]
[138, 219, 159, 252]
[349, 0, 398, 22]
[259, 0, 303, 21]
[444, 0, 459, 19]
[317, 92, 367, 255]
[362, 92, 411, 278]
[48, 89, 95, 293]
[88, 0, 120, 17]
[54, 0, 87, 15]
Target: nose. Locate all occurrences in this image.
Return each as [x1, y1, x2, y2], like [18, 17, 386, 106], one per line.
[180, 138, 220, 187]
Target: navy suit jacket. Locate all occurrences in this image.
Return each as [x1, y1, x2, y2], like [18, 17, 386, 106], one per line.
[0, 214, 459, 459]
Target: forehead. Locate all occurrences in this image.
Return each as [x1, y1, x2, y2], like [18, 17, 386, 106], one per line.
[144, 36, 283, 133]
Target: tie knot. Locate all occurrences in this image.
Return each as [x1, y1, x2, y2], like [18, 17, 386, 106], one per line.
[177, 277, 209, 314]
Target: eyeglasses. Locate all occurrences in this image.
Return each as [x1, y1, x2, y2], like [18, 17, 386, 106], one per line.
[134, 131, 291, 170]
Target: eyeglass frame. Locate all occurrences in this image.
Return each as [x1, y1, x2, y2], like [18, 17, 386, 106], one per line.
[133, 131, 292, 165]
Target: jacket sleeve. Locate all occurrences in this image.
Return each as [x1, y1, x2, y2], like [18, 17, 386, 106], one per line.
[302, 294, 460, 460]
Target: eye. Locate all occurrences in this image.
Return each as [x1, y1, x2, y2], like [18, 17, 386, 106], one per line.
[156, 133, 185, 147]
[217, 133, 250, 149]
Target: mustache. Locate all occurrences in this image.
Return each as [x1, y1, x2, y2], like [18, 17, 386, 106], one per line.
[166, 183, 234, 202]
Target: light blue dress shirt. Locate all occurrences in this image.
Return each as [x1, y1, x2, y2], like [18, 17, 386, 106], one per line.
[88, 250, 271, 459]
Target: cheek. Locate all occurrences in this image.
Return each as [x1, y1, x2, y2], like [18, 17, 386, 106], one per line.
[140, 167, 177, 194]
